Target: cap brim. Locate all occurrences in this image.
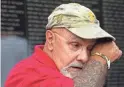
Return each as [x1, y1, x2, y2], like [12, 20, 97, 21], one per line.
[68, 24, 115, 40]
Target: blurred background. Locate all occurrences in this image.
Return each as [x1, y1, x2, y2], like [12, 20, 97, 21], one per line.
[1, 0, 124, 87]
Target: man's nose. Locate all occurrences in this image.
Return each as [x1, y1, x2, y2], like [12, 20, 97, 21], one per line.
[76, 49, 89, 63]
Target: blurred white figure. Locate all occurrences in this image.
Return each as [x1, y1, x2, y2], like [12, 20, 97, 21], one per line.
[1, 36, 31, 87]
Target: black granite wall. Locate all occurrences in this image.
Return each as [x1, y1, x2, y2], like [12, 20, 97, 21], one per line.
[1, 0, 124, 87]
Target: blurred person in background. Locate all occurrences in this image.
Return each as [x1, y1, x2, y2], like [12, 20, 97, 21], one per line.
[1, 36, 31, 87]
[5, 3, 122, 87]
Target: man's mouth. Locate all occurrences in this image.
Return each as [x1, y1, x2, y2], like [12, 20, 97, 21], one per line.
[67, 66, 82, 72]
[72, 66, 82, 69]
[61, 62, 84, 74]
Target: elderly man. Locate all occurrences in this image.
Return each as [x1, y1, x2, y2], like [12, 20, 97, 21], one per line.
[5, 3, 122, 87]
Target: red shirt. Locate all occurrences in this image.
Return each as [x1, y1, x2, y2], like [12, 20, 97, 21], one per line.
[5, 45, 74, 87]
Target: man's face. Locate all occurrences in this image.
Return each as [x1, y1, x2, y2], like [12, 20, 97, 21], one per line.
[47, 28, 96, 77]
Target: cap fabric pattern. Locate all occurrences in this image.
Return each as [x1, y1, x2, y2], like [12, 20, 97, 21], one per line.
[46, 3, 115, 40]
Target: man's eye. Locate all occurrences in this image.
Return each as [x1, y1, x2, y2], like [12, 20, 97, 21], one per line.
[71, 42, 80, 48]
[87, 46, 94, 51]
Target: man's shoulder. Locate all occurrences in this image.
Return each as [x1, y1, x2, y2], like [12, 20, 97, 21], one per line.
[10, 54, 41, 71]
[6, 54, 58, 77]
[5, 54, 74, 87]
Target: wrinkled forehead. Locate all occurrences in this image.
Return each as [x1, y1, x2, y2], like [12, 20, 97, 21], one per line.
[51, 27, 75, 39]
[51, 27, 96, 43]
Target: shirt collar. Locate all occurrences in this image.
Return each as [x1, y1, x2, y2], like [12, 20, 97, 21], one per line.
[33, 45, 59, 71]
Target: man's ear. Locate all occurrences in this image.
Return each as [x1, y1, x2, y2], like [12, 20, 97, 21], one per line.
[45, 30, 55, 51]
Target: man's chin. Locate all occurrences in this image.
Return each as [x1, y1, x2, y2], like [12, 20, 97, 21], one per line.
[60, 66, 82, 78]
[60, 67, 72, 78]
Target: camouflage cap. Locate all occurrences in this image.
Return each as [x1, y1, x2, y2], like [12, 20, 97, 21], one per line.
[46, 3, 115, 40]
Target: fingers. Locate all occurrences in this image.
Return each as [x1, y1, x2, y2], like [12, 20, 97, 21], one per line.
[117, 50, 122, 59]
[112, 41, 122, 60]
